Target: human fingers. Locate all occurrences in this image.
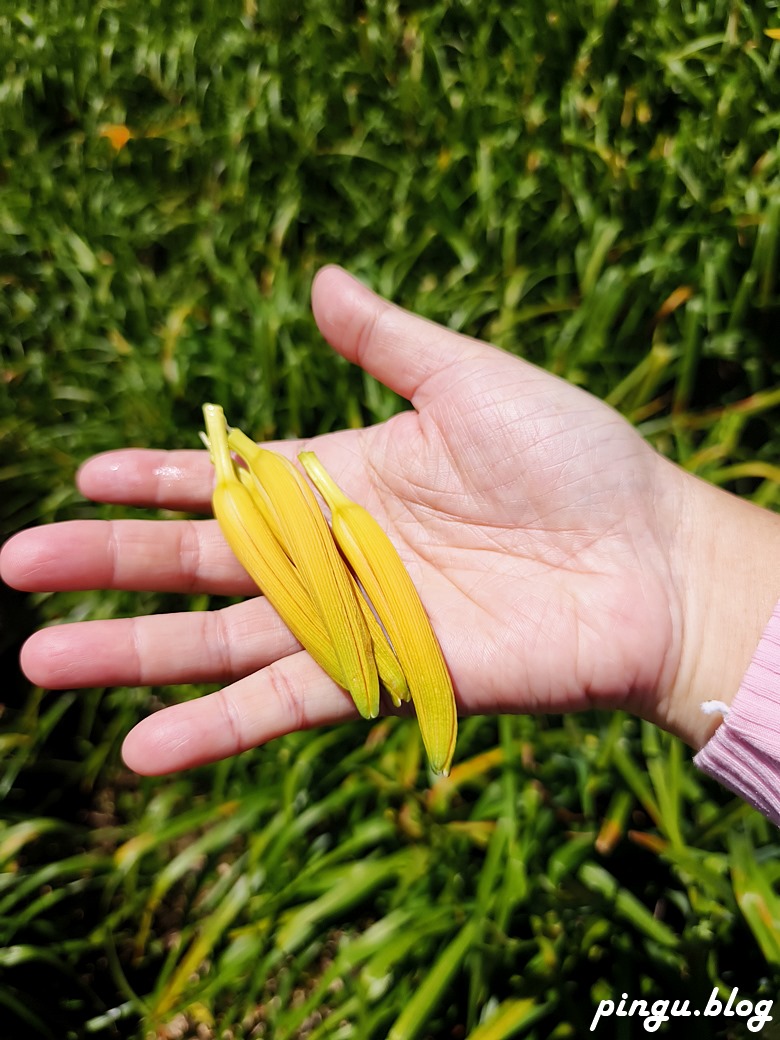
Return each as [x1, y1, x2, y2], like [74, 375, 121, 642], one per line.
[76, 448, 216, 511]
[74, 433, 368, 514]
[0, 519, 255, 595]
[19, 597, 299, 689]
[311, 265, 527, 409]
[121, 652, 360, 774]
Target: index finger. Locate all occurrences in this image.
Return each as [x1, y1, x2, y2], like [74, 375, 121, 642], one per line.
[76, 449, 218, 512]
[76, 439, 307, 512]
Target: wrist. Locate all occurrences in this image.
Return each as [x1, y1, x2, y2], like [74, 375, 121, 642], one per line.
[661, 468, 780, 748]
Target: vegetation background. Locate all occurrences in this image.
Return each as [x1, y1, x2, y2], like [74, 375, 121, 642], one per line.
[2, 1, 780, 1037]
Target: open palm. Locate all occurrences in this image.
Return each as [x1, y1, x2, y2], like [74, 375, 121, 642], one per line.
[2, 267, 687, 773]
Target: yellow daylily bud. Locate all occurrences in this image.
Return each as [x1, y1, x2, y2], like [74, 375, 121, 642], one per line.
[345, 569, 410, 708]
[298, 451, 457, 775]
[228, 428, 379, 720]
[202, 405, 350, 688]
[235, 454, 409, 707]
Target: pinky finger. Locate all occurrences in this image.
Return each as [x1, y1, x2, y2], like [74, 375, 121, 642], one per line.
[121, 652, 361, 774]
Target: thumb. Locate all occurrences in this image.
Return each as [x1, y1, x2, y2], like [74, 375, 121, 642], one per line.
[311, 266, 501, 408]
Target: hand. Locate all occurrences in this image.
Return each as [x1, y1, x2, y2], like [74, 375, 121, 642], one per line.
[4, 267, 779, 774]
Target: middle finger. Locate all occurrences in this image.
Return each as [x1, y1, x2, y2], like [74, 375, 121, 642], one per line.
[4, 518, 256, 595]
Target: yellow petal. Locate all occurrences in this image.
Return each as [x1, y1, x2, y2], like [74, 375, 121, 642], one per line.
[235, 445, 408, 706]
[298, 451, 457, 774]
[202, 405, 346, 688]
[228, 428, 379, 720]
[99, 124, 132, 151]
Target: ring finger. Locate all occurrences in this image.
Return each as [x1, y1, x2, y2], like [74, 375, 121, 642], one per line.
[20, 595, 302, 689]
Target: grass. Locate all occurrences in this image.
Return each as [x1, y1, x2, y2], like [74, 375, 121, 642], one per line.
[1, 1, 780, 1037]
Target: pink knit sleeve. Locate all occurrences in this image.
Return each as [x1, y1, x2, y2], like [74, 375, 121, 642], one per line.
[694, 600, 780, 825]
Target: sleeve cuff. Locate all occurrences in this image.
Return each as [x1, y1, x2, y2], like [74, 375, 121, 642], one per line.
[693, 599, 780, 825]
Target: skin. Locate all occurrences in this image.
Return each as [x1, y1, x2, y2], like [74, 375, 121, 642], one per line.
[3, 266, 780, 776]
